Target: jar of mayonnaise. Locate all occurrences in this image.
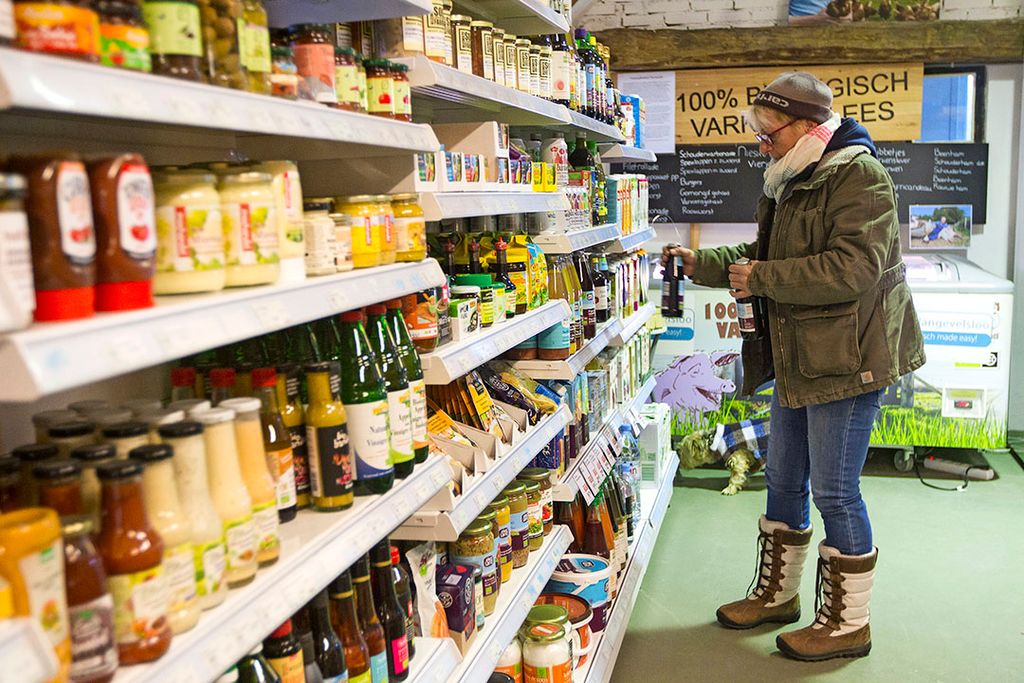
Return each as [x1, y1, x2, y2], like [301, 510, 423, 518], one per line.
[218, 171, 280, 287]
[153, 171, 226, 295]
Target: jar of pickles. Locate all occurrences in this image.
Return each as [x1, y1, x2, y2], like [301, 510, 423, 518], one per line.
[373, 194, 396, 265]
[390, 193, 425, 262]
[199, 0, 247, 89]
[450, 518, 497, 616]
[519, 468, 553, 536]
[218, 171, 279, 287]
[333, 46, 361, 111]
[153, 170, 226, 294]
[503, 481, 529, 569]
[334, 195, 382, 269]
[238, 0, 272, 94]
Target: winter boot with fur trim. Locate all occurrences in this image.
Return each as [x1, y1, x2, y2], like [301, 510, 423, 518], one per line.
[716, 515, 813, 629]
[776, 543, 877, 661]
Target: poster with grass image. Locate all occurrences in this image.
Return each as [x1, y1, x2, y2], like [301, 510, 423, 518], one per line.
[909, 204, 971, 250]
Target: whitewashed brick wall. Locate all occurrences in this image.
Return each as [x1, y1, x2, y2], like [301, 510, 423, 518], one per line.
[576, 0, 1021, 30]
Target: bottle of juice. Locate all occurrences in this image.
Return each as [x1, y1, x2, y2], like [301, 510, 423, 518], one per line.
[337, 311, 394, 496]
[386, 300, 429, 466]
[304, 361, 353, 511]
[365, 304, 415, 480]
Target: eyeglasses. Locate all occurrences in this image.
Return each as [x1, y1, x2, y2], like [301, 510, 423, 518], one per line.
[754, 119, 798, 146]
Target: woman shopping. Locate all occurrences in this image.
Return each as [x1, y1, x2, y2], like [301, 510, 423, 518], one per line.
[663, 72, 924, 662]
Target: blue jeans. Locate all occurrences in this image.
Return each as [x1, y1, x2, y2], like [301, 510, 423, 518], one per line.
[765, 388, 882, 555]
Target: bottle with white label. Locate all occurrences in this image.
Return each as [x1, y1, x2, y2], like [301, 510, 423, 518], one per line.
[365, 303, 414, 480]
[541, 134, 569, 189]
[195, 408, 258, 588]
[128, 443, 200, 635]
[0, 173, 35, 331]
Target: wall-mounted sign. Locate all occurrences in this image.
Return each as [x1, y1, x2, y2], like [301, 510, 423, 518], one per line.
[675, 63, 923, 145]
[788, 0, 938, 25]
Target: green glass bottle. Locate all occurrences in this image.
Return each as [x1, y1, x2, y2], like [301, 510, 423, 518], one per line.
[386, 299, 429, 465]
[338, 310, 394, 496]
[288, 323, 322, 405]
[365, 304, 415, 480]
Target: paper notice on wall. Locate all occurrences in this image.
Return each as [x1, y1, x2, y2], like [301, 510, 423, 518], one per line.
[617, 71, 676, 154]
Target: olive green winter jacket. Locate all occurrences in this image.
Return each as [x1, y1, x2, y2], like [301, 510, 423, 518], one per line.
[691, 145, 925, 408]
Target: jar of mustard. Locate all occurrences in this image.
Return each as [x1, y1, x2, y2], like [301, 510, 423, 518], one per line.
[218, 171, 280, 287]
[502, 480, 529, 569]
[334, 195, 382, 269]
[373, 194, 397, 265]
[519, 478, 543, 551]
[487, 494, 512, 583]
[390, 193, 426, 262]
[450, 518, 497, 616]
[153, 171, 226, 295]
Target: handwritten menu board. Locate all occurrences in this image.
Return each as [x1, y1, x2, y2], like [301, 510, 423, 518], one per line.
[618, 142, 988, 224]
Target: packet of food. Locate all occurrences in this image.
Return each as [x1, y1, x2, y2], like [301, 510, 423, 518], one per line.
[477, 365, 540, 424]
[491, 361, 558, 414]
[427, 409, 474, 447]
[465, 370, 503, 438]
[404, 542, 450, 639]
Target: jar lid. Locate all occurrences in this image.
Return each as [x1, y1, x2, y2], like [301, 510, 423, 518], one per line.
[529, 44, 541, 52]
[119, 398, 163, 415]
[251, 367, 277, 388]
[455, 274, 494, 289]
[219, 171, 272, 186]
[487, 494, 509, 509]
[476, 508, 496, 523]
[32, 459, 80, 480]
[502, 481, 526, 496]
[373, 194, 392, 202]
[470, 20, 494, 27]
[328, 213, 351, 226]
[461, 518, 492, 537]
[0, 456, 18, 476]
[129, 444, 173, 463]
[31, 409, 79, 429]
[194, 407, 235, 425]
[219, 397, 261, 414]
[521, 622, 565, 643]
[167, 399, 212, 414]
[69, 400, 112, 414]
[304, 360, 339, 375]
[12, 443, 59, 462]
[0, 173, 26, 193]
[271, 45, 291, 57]
[540, 46, 552, 54]
[451, 285, 481, 296]
[170, 367, 196, 387]
[137, 407, 186, 427]
[336, 46, 356, 56]
[519, 479, 540, 493]
[527, 603, 569, 626]
[101, 421, 148, 439]
[337, 194, 377, 204]
[89, 409, 135, 427]
[304, 198, 333, 212]
[156, 170, 216, 184]
[450, 13, 472, 21]
[158, 421, 204, 439]
[391, 193, 419, 203]
[209, 368, 236, 388]
[516, 38, 532, 45]
[70, 443, 117, 462]
[393, 63, 409, 73]
[48, 421, 95, 439]
[289, 22, 331, 32]
[518, 467, 551, 483]
[96, 459, 144, 480]
[60, 514, 94, 537]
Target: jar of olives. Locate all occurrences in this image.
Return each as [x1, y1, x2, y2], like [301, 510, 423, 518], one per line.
[238, 0, 271, 94]
[198, 0, 248, 89]
[144, 0, 204, 81]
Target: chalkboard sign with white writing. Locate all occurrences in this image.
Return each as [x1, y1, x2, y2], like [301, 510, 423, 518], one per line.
[618, 142, 988, 224]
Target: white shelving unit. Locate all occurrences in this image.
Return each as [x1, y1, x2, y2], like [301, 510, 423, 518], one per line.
[0, 261, 445, 402]
[265, 0, 431, 26]
[0, 619, 58, 683]
[0, 48, 439, 164]
[452, 0, 571, 34]
[531, 224, 621, 254]
[449, 526, 573, 683]
[577, 453, 679, 683]
[606, 227, 656, 254]
[597, 144, 657, 163]
[565, 110, 626, 144]
[391, 404, 572, 541]
[420, 300, 570, 384]
[406, 637, 463, 682]
[552, 374, 657, 503]
[610, 303, 656, 347]
[420, 191, 569, 221]
[114, 456, 453, 683]
[510, 317, 621, 381]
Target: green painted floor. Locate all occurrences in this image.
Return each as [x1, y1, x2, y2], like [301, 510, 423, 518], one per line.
[611, 450, 1024, 682]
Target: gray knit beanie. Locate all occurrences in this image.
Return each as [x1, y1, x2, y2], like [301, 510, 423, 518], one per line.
[752, 72, 833, 124]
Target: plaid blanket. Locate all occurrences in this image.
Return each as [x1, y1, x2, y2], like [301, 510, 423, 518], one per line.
[711, 418, 771, 461]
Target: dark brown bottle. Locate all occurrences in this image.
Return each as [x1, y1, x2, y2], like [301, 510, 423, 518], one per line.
[734, 257, 767, 341]
[370, 540, 409, 680]
[329, 571, 370, 683]
[309, 589, 347, 682]
[576, 252, 596, 339]
[351, 556, 389, 683]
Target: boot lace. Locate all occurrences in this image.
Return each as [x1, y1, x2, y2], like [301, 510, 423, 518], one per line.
[812, 556, 843, 628]
[746, 531, 781, 599]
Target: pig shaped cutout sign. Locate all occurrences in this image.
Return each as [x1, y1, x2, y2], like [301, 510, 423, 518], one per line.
[655, 352, 740, 414]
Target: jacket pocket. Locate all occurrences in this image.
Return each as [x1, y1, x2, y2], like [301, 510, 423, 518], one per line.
[791, 301, 861, 378]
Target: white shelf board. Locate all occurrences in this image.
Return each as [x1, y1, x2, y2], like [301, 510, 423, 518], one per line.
[0, 48, 439, 162]
[114, 456, 452, 683]
[449, 526, 573, 683]
[609, 303, 656, 347]
[391, 404, 572, 541]
[531, 224, 621, 254]
[510, 317, 620, 381]
[0, 619, 58, 683]
[420, 191, 569, 221]
[266, 0, 431, 27]
[606, 227, 656, 254]
[0, 260, 445, 402]
[551, 375, 656, 503]
[598, 144, 657, 163]
[421, 300, 570, 384]
[579, 453, 678, 683]
[407, 637, 463, 682]
[452, 0, 570, 35]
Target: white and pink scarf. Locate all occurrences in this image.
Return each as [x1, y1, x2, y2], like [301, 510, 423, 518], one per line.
[762, 113, 842, 202]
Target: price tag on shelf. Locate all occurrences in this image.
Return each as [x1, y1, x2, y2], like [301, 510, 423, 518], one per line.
[608, 428, 623, 456]
[328, 287, 350, 311]
[577, 472, 594, 504]
[251, 299, 292, 330]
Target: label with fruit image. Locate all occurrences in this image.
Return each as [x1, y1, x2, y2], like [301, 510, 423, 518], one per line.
[99, 21, 151, 71]
[223, 201, 279, 267]
[108, 565, 169, 645]
[155, 201, 223, 273]
[18, 537, 69, 648]
[223, 516, 257, 572]
[194, 540, 226, 597]
[117, 163, 157, 260]
[367, 75, 394, 115]
[165, 542, 198, 614]
[57, 161, 96, 265]
[252, 501, 280, 556]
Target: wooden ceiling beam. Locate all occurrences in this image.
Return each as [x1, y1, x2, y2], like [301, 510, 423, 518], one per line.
[597, 19, 1024, 71]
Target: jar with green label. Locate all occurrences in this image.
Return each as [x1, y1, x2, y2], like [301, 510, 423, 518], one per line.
[450, 518, 497, 616]
[98, 0, 153, 72]
[144, 0, 204, 81]
[333, 46, 361, 111]
[238, 0, 272, 94]
[153, 171, 226, 294]
[502, 481, 529, 569]
[455, 274, 495, 328]
[217, 171, 280, 287]
[518, 468, 553, 536]
[519, 478, 543, 551]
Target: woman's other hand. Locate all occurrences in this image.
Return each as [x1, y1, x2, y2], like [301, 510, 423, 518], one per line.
[661, 243, 697, 277]
[728, 260, 758, 298]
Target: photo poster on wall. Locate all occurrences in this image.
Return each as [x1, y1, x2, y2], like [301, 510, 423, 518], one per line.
[908, 204, 972, 251]
[788, 0, 939, 25]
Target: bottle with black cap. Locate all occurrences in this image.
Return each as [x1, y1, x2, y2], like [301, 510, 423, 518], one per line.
[11, 442, 59, 505]
[47, 421, 95, 458]
[33, 459, 83, 517]
[308, 589, 347, 682]
[370, 539, 410, 680]
[263, 619, 304, 683]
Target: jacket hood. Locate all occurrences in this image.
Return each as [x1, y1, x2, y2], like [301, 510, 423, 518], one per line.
[824, 117, 877, 157]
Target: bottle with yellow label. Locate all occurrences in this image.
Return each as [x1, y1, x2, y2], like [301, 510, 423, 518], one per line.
[304, 361, 354, 511]
[335, 195, 382, 268]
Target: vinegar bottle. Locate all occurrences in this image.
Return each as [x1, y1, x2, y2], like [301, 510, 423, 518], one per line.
[365, 304, 415, 480]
